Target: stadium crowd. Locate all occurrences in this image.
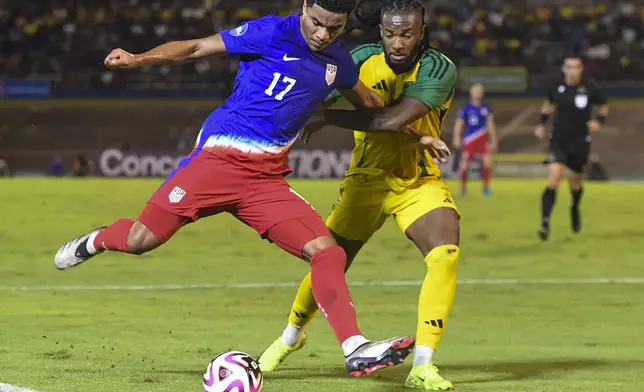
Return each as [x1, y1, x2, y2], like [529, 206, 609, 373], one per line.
[1, 0, 643, 91]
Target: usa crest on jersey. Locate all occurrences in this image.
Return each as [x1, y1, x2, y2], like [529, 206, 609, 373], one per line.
[168, 186, 186, 204]
[325, 64, 337, 86]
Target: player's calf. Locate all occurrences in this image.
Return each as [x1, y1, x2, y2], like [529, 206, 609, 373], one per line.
[458, 165, 468, 196]
[482, 153, 494, 195]
[125, 221, 163, 255]
[54, 204, 185, 270]
[54, 219, 156, 270]
[266, 219, 414, 375]
[569, 175, 584, 234]
[403, 208, 459, 386]
[538, 163, 566, 241]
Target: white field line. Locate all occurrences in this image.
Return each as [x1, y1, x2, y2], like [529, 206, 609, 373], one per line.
[1, 278, 644, 292]
[0, 383, 44, 392]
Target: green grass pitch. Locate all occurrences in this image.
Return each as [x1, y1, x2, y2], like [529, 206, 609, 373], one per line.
[1, 178, 643, 392]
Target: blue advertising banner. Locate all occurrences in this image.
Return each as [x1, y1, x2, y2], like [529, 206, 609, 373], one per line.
[0, 80, 51, 98]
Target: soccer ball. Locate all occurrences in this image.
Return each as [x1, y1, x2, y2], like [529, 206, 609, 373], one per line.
[203, 351, 263, 392]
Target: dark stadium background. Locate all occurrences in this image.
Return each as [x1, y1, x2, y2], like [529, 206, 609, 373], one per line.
[2, 0, 643, 179]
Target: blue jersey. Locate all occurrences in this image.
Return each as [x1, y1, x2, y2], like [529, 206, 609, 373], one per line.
[458, 102, 493, 145]
[195, 14, 358, 174]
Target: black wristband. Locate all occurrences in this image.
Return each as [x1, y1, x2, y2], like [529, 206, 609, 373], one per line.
[539, 113, 550, 125]
[595, 114, 606, 124]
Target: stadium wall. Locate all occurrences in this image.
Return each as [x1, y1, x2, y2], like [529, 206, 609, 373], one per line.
[1, 99, 642, 179]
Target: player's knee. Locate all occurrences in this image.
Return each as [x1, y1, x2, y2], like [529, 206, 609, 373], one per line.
[547, 173, 562, 188]
[569, 174, 583, 188]
[305, 237, 347, 269]
[126, 222, 162, 255]
[459, 159, 468, 171]
[426, 245, 460, 270]
[547, 179, 561, 189]
[303, 235, 341, 261]
[308, 245, 347, 272]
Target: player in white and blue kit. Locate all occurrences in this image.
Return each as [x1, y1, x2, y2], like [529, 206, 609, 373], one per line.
[452, 84, 497, 196]
[53, 0, 415, 377]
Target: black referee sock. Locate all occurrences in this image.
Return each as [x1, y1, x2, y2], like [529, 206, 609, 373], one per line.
[571, 187, 584, 210]
[541, 188, 557, 227]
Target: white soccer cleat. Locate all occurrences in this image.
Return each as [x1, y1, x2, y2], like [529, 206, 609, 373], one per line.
[54, 228, 104, 270]
[345, 336, 415, 377]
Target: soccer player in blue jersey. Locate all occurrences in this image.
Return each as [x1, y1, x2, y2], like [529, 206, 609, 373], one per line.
[452, 84, 497, 196]
[53, 0, 415, 376]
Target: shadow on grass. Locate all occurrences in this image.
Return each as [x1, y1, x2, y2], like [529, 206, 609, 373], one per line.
[155, 357, 644, 390]
[256, 358, 641, 383]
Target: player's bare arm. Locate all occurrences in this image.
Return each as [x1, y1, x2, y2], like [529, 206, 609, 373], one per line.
[105, 34, 226, 69]
[338, 80, 386, 109]
[452, 118, 464, 149]
[535, 100, 555, 140]
[301, 82, 385, 143]
[322, 95, 429, 133]
[323, 96, 450, 157]
[487, 114, 498, 152]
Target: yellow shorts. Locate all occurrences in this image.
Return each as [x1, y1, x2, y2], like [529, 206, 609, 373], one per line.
[326, 175, 460, 242]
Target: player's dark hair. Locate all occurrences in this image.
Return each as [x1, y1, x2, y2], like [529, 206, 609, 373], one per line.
[348, 0, 388, 28]
[345, 0, 428, 45]
[381, 0, 426, 25]
[564, 53, 585, 64]
[306, 0, 358, 14]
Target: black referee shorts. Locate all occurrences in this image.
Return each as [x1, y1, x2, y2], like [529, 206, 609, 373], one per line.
[547, 143, 589, 174]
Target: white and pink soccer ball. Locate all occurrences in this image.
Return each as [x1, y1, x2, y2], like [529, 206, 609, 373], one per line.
[203, 351, 263, 392]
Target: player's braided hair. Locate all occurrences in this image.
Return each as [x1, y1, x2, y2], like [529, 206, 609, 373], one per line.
[381, 0, 426, 25]
[306, 0, 358, 14]
[346, 0, 427, 33]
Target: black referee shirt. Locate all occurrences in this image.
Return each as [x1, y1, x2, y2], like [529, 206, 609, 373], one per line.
[547, 80, 607, 148]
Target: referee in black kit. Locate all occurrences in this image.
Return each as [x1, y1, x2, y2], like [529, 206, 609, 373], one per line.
[534, 55, 609, 241]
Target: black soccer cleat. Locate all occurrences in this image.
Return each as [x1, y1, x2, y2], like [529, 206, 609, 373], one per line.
[345, 336, 415, 377]
[538, 225, 550, 241]
[571, 207, 582, 234]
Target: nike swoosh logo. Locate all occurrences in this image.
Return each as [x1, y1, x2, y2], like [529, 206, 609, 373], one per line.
[283, 54, 300, 62]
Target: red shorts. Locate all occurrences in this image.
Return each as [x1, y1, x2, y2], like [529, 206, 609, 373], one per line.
[462, 134, 488, 160]
[144, 150, 329, 251]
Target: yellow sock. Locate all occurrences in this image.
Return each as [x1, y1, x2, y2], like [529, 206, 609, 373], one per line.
[417, 245, 460, 349]
[287, 273, 319, 329]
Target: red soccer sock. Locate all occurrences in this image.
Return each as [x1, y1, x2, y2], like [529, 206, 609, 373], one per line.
[482, 166, 491, 189]
[309, 246, 362, 344]
[460, 169, 468, 191]
[94, 218, 135, 253]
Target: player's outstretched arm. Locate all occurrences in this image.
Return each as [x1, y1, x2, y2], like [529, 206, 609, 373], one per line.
[105, 35, 226, 69]
[338, 81, 386, 109]
[300, 81, 387, 142]
[322, 95, 430, 133]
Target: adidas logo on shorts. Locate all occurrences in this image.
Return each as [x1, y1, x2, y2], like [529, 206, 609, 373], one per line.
[168, 186, 186, 204]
